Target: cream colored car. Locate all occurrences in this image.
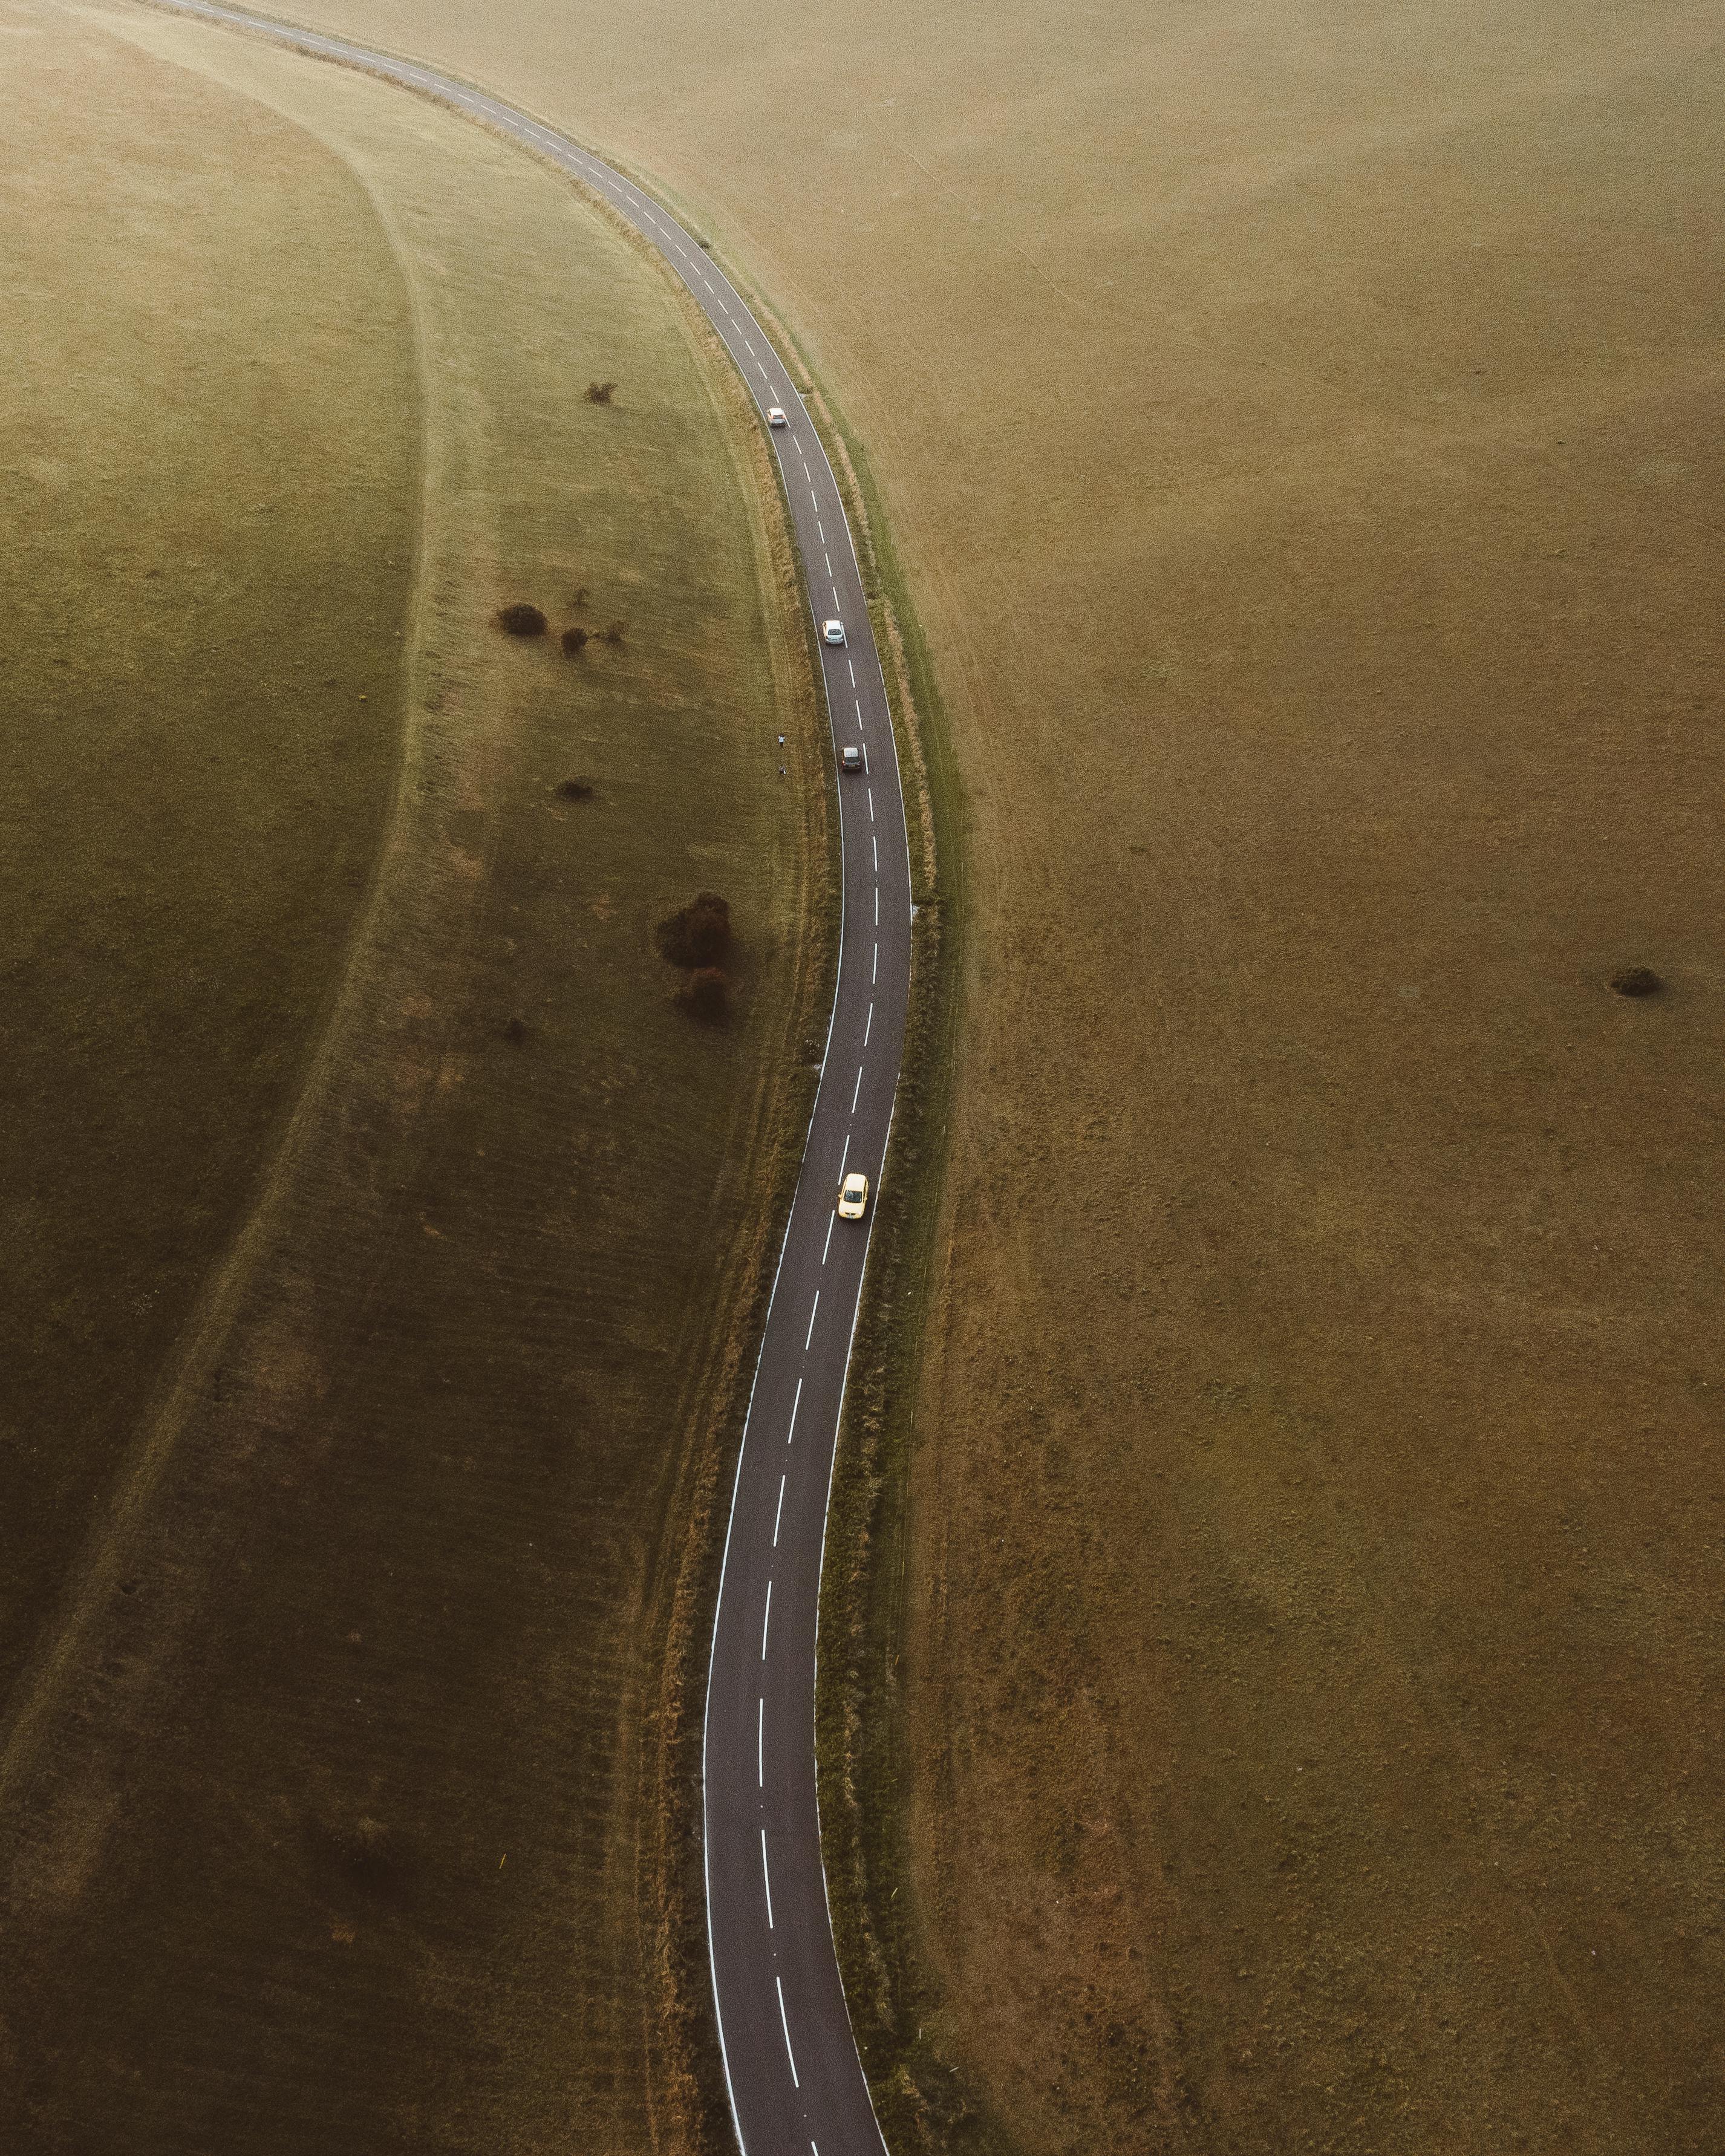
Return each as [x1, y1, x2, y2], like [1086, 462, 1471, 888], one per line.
[836, 1171, 870, 1219]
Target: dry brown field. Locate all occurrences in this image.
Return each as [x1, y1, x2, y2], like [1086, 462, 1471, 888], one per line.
[1, 4, 826, 2147]
[272, 0, 1725, 2149]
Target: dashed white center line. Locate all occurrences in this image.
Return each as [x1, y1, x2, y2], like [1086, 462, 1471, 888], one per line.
[824, 553, 832, 575]
[847, 660, 856, 686]
[838, 1133, 850, 1179]
[872, 835, 878, 871]
[804, 1291, 820, 1350]
[831, 583, 842, 607]
[875, 886, 880, 926]
[821, 1213, 835, 1265]
[757, 1697, 765, 1786]
[873, 941, 879, 984]
[851, 1064, 864, 1112]
[776, 1976, 800, 2089]
[817, 521, 826, 543]
[868, 786, 875, 821]
[773, 1472, 787, 1545]
[786, 1375, 803, 1445]
[864, 1001, 874, 1046]
[760, 1829, 775, 1929]
[760, 1579, 773, 1661]
[855, 697, 864, 726]
[809, 488, 820, 510]
[744, 337, 757, 356]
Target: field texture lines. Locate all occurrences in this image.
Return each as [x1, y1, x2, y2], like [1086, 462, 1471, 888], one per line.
[262, 1, 1725, 2149]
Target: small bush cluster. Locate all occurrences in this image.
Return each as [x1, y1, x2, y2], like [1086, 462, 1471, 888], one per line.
[656, 892, 734, 1023]
[556, 778, 595, 801]
[1610, 965, 1663, 998]
[601, 620, 627, 646]
[585, 380, 618, 405]
[562, 625, 590, 655]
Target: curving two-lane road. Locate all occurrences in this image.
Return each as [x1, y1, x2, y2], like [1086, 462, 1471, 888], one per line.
[151, 6, 908, 2150]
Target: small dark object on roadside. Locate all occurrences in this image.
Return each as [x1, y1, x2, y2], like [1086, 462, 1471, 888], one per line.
[495, 602, 547, 637]
[656, 891, 732, 970]
[696, 237, 713, 251]
[501, 1015, 530, 1045]
[677, 966, 729, 1024]
[562, 625, 590, 655]
[556, 778, 595, 801]
[601, 620, 627, 646]
[1610, 966, 1663, 998]
[585, 380, 618, 404]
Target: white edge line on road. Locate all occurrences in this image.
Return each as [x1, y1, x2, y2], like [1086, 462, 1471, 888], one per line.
[807, 1095, 901, 2156]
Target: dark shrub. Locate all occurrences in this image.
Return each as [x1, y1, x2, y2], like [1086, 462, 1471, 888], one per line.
[677, 966, 729, 1024]
[655, 891, 732, 970]
[585, 380, 618, 404]
[496, 602, 547, 637]
[562, 625, 590, 655]
[601, 620, 627, 645]
[556, 778, 595, 801]
[501, 1015, 530, 1046]
[1610, 966, 1663, 998]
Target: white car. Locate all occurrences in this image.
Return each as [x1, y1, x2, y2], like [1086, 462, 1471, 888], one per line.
[768, 406, 788, 427]
[840, 746, 862, 773]
[837, 1171, 870, 1219]
[823, 619, 846, 646]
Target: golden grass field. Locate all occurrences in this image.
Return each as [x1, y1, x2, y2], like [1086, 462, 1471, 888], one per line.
[1, 3, 826, 2146]
[265, 0, 1723, 2148]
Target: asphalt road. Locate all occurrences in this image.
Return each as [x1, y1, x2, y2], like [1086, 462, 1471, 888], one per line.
[155, 7, 908, 2149]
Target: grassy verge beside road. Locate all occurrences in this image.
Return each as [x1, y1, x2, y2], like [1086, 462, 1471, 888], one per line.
[0, 7, 829, 2149]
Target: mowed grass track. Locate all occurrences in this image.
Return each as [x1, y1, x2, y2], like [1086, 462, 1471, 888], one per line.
[267, 2, 1725, 2150]
[1, 8, 824, 2151]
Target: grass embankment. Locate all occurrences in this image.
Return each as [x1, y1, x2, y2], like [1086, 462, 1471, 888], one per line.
[261, 1, 1725, 2148]
[0, 7, 827, 2149]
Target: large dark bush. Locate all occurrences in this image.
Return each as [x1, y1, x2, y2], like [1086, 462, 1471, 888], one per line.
[495, 602, 547, 637]
[1610, 965, 1663, 998]
[655, 891, 732, 970]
